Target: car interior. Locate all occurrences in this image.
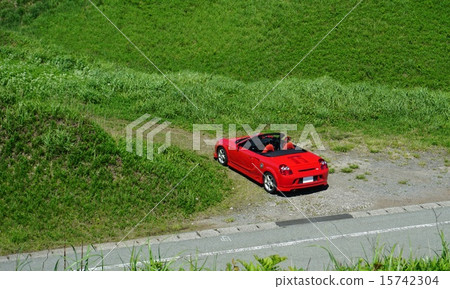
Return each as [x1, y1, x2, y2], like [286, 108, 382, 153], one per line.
[239, 133, 297, 154]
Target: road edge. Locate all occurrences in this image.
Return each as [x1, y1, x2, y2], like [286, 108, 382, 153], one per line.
[1, 200, 449, 263]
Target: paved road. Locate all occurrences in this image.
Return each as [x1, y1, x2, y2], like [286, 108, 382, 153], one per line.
[1, 206, 449, 271]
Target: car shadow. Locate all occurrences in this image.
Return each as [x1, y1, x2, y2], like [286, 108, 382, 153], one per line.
[227, 166, 328, 198]
[274, 185, 329, 198]
[227, 166, 263, 186]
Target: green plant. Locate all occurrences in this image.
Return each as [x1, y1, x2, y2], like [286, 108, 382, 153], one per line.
[224, 217, 235, 223]
[228, 255, 287, 271]
[369, 147, 381, 153]
[127, 245, 173, 271]
[356, 174, 367, 180]
[329, 233, 450, 271]
[331, 144, 354, 153]
[341, 167, 353, 173]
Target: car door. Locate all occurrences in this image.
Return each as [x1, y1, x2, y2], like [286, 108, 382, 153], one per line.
[247, 152, 264, 179]
[231, 139, 256, 172]
[237, 139, 266, 179]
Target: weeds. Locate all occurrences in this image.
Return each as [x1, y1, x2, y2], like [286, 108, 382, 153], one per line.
[331, 144, 354, 153]
[330, 233, 450, 271]
[15, 232, 450, 271]
[227, 255, 287, 271]
[224, 217, 235, 223]
[341, 167, 354, 173]
[127, 245, 173, 271]
[356, 174, 367, 181]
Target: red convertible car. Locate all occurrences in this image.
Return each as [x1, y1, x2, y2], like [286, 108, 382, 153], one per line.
[214, 133, 328, 193]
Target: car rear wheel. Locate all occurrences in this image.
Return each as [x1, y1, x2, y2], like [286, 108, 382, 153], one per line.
[217, 147, 228, 166]
[263, 172, 277, 194]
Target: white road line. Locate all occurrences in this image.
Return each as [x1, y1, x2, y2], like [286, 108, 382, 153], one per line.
[96, 219, 450, 270]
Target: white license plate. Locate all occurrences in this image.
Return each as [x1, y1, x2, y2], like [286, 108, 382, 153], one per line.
[303, 176, 314, 183]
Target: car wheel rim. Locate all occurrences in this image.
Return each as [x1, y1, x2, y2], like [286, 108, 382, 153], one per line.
[218, 149, 225, 163]
[264, 175, 275, 191]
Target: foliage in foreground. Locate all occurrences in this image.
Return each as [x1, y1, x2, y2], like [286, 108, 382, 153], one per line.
[331, 233, 450, 271]
[14, 232, 450, 271]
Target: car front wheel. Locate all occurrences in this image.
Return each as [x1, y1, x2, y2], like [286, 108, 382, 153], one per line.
[217, 147, 228, 166]
[263, 172, 277, 194]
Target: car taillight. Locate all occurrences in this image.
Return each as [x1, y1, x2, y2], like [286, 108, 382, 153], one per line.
[279, 164, 293, 175]
[319, 159, 328, 170]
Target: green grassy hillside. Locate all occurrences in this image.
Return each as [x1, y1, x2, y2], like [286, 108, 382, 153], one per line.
[6, 0, 449, 90]
[0, 99, 229, 254]
[1, 31, 448, 149]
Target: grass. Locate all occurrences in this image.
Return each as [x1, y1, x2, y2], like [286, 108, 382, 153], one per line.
[331, 232, 450, 271]
[331, 144, 354, 153]
[356, 174, 367, 180]
[398, 180, 408, 185]
[4, 0, 449, 91]
[1, 30, 448, 150]
[369, 147, 381, 153]
[0, 101, 231, 254]
[341, 167, 354, 173]
[349, 164, 359, 169]
[224, 217, 235, 223]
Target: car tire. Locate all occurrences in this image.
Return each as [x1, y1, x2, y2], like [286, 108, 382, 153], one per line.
[263, 172, 277, 194]
[217, 147, 228, 166]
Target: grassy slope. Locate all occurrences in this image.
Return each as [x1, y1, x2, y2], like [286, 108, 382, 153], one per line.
[0, 99, 230, 254]
[1, 31, 448, 149]
[15, 0, 450, 91]
[0, 32, 233, 253]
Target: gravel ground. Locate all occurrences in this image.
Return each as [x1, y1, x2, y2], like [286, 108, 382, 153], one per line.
[192, 147, 449, 229]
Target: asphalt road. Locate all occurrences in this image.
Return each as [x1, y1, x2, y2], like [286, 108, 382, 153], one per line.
[1, 206, 449, 271]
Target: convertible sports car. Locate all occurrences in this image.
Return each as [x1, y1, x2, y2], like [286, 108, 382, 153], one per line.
[214, 133, 328, 193]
